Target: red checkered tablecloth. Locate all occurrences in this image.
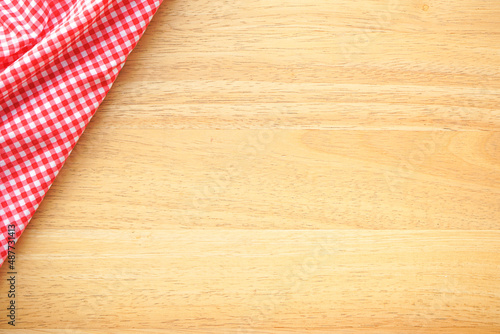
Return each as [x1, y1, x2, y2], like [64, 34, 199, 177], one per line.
[0, 0, 162, 267]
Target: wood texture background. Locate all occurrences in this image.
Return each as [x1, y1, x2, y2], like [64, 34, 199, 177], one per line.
[1, 0, 499, 332]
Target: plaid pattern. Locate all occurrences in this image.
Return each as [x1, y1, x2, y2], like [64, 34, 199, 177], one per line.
[0, 0, 162, 267]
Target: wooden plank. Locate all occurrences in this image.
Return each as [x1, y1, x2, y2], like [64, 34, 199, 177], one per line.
[94, 0, 500, 130]
[31, 128, 499, 230]
[1, 230, 499, 332]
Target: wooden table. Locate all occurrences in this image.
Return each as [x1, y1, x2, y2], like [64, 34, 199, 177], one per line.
[1, 0, 499, 332]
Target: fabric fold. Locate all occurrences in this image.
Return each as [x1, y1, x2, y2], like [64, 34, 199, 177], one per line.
[0, 0, 162, 267]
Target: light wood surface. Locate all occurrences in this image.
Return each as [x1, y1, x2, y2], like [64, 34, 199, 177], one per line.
[1, 0, 499, 332]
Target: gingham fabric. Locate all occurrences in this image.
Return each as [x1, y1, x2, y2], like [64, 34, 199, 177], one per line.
[0, 0, 162, 267]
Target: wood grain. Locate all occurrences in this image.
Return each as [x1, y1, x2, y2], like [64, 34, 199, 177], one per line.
[31, 128, 500, 230]
[96, 0, 500, 130]
[1, 0, 499, 332]
[2, 230, 500, 332]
